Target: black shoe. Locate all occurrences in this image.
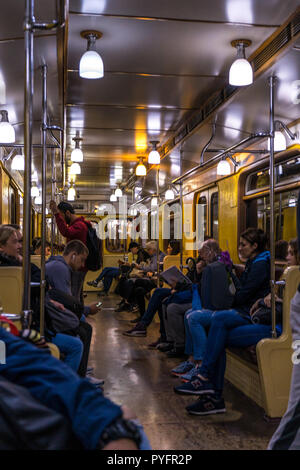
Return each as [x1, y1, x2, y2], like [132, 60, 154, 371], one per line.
[186, 395, 226, 415]
[130, 316, 142, 324]
[157, 342, 174, 352]
[166, 347, 185, 358]
[115, 302, 129, 312]
[123, 322, 147, 337]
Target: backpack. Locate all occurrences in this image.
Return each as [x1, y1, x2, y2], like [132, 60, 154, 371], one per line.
[201, 261, 234, 310]
[84, 223, 102, 271]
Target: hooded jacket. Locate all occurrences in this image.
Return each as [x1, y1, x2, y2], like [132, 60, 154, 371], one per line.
[46, 256, 90, 316]
[55, 214, 91, 245]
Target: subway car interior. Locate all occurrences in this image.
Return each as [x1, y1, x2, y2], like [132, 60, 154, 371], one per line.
[0, 0, 300, 451]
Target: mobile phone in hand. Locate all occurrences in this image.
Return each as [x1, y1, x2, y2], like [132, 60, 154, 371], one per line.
[96, 301, 102, 308]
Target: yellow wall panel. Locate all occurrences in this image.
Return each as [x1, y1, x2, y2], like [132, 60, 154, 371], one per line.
[1, 169, 9, 224]
[218, 175, 239, 264]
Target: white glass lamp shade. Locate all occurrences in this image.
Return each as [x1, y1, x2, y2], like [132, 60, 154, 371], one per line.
[69, 162, 81, 175]
[11, 154, 24, 171]
[115, 187, 123, 198]
[79, 50, 104, 79]
[217, 159, 231, 176]
[34, 196, 42, 205]
[31, 185, 40, 198]
[135, 162, 147, 176]
[148, 150, 160, 164]
[229, 58, 253, 86]
[288, 194, 297, 207]
[71, 148, 83, 162]
[165, 189, 175, 200]
[0, 121, 15, 143]
[268, 131, 286, 152]
[151, 197, 158, 207]
[68, 187, 76, 201]
[110, 193, 117, 202]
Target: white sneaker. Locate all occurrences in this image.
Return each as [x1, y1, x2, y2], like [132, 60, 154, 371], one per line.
[86, 376, 105, 386]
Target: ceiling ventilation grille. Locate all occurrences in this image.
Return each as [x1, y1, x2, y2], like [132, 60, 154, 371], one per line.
[160, 10, 300, 158]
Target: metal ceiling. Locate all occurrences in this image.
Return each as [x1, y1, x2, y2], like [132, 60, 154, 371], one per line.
[0, 1, 300, 204]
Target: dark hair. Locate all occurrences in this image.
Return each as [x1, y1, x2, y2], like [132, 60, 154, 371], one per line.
[57, 201, 75, 214]
[167, 240, 180, 255]
[34, 239, 51, 251]
[275, 240, 288, 261]
[240, 228, 268, 253]
[128, 241, 139, 251]
[63, 240, 88, 256]
[289, 238, 300, 264]
[5, 223, 21, 231]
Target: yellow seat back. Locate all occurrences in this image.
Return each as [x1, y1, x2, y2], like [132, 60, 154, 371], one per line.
[0, 267, 23, 314]
[30, 255, 41, 268]
[163, 255, 181, 271]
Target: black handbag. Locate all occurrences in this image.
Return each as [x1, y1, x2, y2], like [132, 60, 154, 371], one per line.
[0, 376, 79, 450]
[45, 293, 80, 335]
[251, 300, 282, 325]
[48, 288, 84, 319]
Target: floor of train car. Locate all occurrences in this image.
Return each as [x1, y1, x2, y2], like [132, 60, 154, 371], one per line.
[85, 292, 278, 450]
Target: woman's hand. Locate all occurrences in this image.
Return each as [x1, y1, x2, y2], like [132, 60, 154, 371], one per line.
[49, 299, 65, 311]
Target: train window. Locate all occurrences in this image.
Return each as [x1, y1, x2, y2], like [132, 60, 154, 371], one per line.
[196, 196, 207, 245]
[245, 155, 300, 195]
[162, 200, 181, 251]
[105, 219, 127, 253]
[210, 192, 219, 241]
[246, 189, 298, 242]
[277, 157, 300, 185]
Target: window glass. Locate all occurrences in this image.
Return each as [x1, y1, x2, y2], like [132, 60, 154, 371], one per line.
[211, 192, 219, 241]
[277, 157, 300, 185]
[246, 189, 298, 245]
[105, 219, 127, 253]
[196, 196, 207, 246]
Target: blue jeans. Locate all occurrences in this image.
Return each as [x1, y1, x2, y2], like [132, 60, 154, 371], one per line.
[184, 308, 215, 360]
[197, 310, 277, 396]
[95, 267, 120, 293]
[141, 288, 171, 339]
[52, 333, 83, 372]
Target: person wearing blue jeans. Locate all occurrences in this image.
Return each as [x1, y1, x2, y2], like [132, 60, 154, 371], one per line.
[123, 287, 171, 339]
[88, 267, 120, 294]
[51, 333, 83, 372]
[0, 327, 151, 450]
[174, 309, 282, 415]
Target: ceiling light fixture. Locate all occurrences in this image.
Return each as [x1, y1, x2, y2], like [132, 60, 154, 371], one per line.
[69, 162, 81, 175]
[268, 121, 297, 152]
[110, 193, 117, 202]
[165, 187, 175, 201]
[148, 141, 160, 164]
[229, 39, 253, 86]
[115, 185, 123, 198]
[217, 158, 231, 176]
[11, 151, 24, 171]
[79, 30, 104, 79]
[31, 183, 39, 198]
[0, 110, 15, 143]
[34, 196, 42, 205]
[71, 135, 83, 162]
[151, 196, 158, 207]
[135, 157, 147, 176]
[67, 185, 76, 201]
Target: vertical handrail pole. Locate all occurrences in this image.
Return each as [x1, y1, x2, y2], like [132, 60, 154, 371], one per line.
[22, 0, 34, 324]
[180, 147, 184, 270]
[156, 167, 160, 287]
[51, 148, 55, 255]
[268, 75, 277, 339]
[40, 64, 47, 336]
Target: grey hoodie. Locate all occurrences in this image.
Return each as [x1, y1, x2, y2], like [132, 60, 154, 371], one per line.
[46, 255, 90, 316]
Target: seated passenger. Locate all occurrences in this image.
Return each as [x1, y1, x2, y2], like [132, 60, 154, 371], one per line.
[163, 239, 226, 359]
[121, 241, 166, 323]
[123, 240, 182, 341]
[33, 239, 51, 257]
[45, 240, 101, 380]
[0, 326, 150, 450]
[87, 241, 149, 296]
[173, 228, 270, 381]
[0, 225, 83, 373]
[173, 228, 274, 415]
